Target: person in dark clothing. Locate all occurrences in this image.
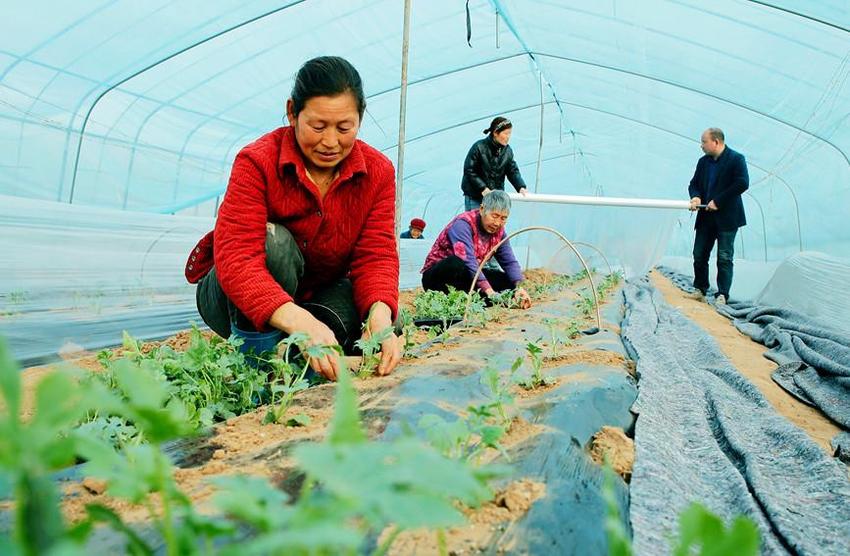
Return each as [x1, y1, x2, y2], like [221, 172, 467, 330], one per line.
[460, 116, 528, 211]
[687, 127, 749, 305]
[421, 190, 531, 309]
[400, 218, 426, 239]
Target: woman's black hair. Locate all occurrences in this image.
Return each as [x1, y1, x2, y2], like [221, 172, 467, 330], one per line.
[290, 56, 366, 119]
[483, 116, 512, 135]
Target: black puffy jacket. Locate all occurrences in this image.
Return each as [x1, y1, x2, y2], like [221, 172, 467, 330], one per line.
[460, 136, 527, 201]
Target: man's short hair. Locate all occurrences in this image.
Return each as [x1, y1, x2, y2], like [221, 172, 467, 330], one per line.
[481, 190, 511, 213]
[707, 128, 725, 143]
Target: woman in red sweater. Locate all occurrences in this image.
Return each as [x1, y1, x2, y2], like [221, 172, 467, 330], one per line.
[186, 57, 400, 381]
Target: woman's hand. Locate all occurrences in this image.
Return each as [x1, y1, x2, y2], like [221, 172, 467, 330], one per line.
[513, 287, 532, 309]
[269, 302, 342, 381]
[363, 302, 402, 376]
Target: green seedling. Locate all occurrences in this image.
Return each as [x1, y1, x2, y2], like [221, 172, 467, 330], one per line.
[0, 338, 122, 555]
[354, 325, 394, 379]
[602, 461, 633, 556]
[578, 293, 596, 317]
[214, 364, 501, 555]
[419, 407, 507, 465]
[520, 340, 550, 390]
[480, 357, 523, 427]
[566, 318, 582, 340]
[413, 287, 486, 328]
[488, 289, 519, 309]
[398, 308, 419, 357]
[83, 326, 268, 443]
[597, 271, 624, 298]
[542, 318, 572, 355]
[76, 415, 141, 451]
[264, 333, 338, 425]
[671, 502, 760, 556]
[78, 357, 233, 555]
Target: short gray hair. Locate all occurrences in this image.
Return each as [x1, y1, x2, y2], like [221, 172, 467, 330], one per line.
[706, 127, 725, 143]
[481, 189, 512, 213]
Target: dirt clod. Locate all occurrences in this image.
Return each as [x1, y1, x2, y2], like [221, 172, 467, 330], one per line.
[588, 426, 634, 481]
[81, 478, 107, 495]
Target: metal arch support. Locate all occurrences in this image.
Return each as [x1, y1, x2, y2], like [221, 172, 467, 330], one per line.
[548, 240, 615, 277]
[67, 1, 307, 204]
[775, 178, 803, 252]
[462, 225, 602, 332]
[746, 1, 850, 33]
[743, 191, 769, 261]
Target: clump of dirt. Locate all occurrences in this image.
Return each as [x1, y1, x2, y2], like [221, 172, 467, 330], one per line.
[382, 479, 546, 555]
[588, 426, 634, 481]
[466, 479, 546, 524]
[499, 416, 546, 448]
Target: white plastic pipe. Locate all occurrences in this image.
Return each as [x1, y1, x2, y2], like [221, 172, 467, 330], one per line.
[509, 192, 691, 210]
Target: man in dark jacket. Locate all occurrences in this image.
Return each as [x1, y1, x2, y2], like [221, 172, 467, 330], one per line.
[461, 117, 528, 210]
[687, 128, 748, 305]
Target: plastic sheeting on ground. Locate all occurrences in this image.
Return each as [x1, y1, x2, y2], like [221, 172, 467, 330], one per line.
[833, 432, 850, 466]
[622, 278, 850, 556]
[718, 303, 850, 431]
[659, 255, 850, 432]
[378, 291, 637, 554]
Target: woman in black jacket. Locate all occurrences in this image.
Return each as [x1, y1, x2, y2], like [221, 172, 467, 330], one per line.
[461, 116, 528, 210]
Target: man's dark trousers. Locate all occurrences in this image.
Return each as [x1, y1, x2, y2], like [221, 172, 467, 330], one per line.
[692, 217, 737, 299]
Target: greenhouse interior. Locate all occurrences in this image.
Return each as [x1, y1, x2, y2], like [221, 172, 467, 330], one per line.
[2, 1, 849, 554]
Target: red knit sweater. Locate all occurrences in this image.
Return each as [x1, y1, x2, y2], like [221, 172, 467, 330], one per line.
[185, 126, 399, 330]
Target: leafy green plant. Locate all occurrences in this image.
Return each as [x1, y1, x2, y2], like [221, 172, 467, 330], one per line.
[519, 340, 550, 390]
[263, 333, 338, 426]
[542, 318, 573, 355]
[577, 293, 597, 317]
[480, 357, 523, 427]
[78, 358, 232, 555]
[488, 288, 519, 309]
[76, 415, 141, 451]
[419, 401, 509, 465]
[597, 271, 624, 298]
[565, 318, 582, 340]
[0, 338, 118, 555]
[215, 361, 501, 555]
[398, 308, 419, 357]
[671, 503, 760, 556]
[413, 287, 486, 328]
[354, 326, 394, 379]
[601, 462, 633, 556]
[86, 327, 267, 438]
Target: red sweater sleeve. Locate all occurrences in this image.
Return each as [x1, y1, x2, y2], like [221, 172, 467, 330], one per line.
[214, 152, 292, 330]
[348, 159, 400, 320]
